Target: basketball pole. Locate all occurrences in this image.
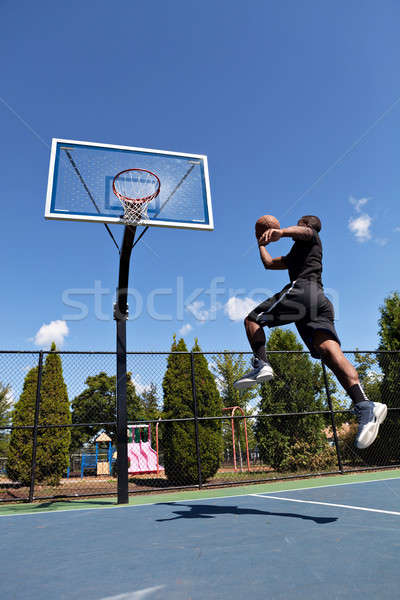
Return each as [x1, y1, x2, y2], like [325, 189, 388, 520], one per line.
[115, 224, 136, 504]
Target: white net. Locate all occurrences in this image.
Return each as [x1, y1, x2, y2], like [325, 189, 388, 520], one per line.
[113, 169, 160, 224]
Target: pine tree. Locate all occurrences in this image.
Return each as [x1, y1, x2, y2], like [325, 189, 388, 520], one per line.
[162, 336, 194, 484]
[191, 339, 223, 480]
[7, 368, 38, 485]
[255, 328, 336, 472]
[162, 336, 223, 484]
[34, 343, 71, 485]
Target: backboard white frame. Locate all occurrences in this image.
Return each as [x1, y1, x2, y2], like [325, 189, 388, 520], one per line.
[45, 138, 214, 230]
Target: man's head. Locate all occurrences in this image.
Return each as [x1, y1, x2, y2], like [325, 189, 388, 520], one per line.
[298, 215, 321, 232]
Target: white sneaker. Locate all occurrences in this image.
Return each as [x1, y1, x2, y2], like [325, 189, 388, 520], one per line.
[233, 357, 274, 390]
[354, 401, 387, 449]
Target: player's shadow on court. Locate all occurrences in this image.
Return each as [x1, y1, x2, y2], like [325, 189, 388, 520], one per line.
[155, 503, 337, 524]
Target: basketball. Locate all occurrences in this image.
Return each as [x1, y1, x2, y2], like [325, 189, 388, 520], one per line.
[255, 215, 281, 239]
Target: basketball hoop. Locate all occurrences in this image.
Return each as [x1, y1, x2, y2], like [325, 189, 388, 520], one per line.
[112, 168, 161, 225]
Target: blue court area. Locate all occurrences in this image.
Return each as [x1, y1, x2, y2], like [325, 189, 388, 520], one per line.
[1, 475, 400, 599]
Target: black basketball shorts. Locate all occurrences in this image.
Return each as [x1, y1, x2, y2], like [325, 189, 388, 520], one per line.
[246, 279, 341, 358]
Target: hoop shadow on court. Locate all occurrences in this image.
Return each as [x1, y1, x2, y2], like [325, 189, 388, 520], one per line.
[155, 502, 337, 524]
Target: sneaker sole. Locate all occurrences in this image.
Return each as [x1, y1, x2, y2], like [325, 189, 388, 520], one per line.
[233, 370, 274, 390]
[233, 379, 258, 391]
[356, 403, 387, 449]
[256, 372, 274, 383]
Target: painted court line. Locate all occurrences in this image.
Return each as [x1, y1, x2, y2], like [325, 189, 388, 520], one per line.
[1, 475, 399, 518]
[99, 586, 165, 599]
[252, 494, 400, 516]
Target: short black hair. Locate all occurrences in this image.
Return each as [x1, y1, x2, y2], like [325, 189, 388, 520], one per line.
[300, 215, 321, 232]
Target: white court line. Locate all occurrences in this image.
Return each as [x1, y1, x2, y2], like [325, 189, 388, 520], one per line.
[1, 475, 399, 518]
[251, 494, 400, 516]
[99, 586, 165, 600]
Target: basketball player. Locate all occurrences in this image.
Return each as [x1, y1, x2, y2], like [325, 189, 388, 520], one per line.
[233, 215, 387, 449]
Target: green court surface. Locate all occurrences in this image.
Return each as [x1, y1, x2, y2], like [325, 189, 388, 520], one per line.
[1, 468, 399, 517]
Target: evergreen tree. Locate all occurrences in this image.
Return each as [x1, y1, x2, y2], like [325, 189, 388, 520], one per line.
[35, 344, 71, 485]
[7, 368, 38, 485]
[191, 339, 223, 480]
[71, 371, 144, 451]
[8, 346, 72, 486]
[0, 383, 12, 456]
[162, 336, 223, 484]
[255, 329, 336, 472]
[162, 336, 193, 484]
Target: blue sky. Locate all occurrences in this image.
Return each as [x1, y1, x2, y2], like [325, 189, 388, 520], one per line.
[1, 0, 400, 353]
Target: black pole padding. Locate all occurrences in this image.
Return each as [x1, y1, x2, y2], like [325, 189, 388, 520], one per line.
[321, 361, 344, 474]
[115, 225, 136, 504]
[190, 352, 203, 489]
[29, 351, 44, 503]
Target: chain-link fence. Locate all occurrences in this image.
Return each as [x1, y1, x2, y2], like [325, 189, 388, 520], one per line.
[0, 350, 399, 503]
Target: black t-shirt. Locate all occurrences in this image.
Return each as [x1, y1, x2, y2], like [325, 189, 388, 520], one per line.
[282, 230, 323, 286]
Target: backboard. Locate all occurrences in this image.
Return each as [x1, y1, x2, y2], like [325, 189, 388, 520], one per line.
[45, 139, 213, 230]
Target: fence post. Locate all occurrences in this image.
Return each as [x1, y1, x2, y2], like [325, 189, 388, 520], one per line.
[190, 352, 203, 489]
[321, 362, 344, 474]
[29, 351, 44, 503]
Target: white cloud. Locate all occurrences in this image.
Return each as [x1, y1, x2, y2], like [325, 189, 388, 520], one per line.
[349, 195, 369, 213]
[224, 296, 258, 321]
[186, 300, 221, 322]
[178, 323, 192, 336]
[374, 238, 388, 247]
[348, 214, 372, 242]
[34, 320, 69, 348]
[130, 375, 151, 395]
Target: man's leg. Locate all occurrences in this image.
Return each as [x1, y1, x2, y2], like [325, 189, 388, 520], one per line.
[232, 317, 273, 390]
[234, 283, 300, 390]
[312, 331, 359, 390]
[313, 331, 387, 449]
[245, 317, 268, 362]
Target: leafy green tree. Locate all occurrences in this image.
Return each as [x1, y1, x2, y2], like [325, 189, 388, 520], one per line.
[378, 293, 400, 411]
[255, 329, 336, 472]
[7, 368, 38, 485]
[378, 292, 400, 351]
[0, 383, 12, 456]
[71, 371, 144, 451]
[365, 292, 400, 464]
[8, 344, 72, 486]
[162, 336, 223, 485]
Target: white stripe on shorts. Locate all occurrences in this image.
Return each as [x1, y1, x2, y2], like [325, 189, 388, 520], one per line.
[257, 280, 297, 323]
